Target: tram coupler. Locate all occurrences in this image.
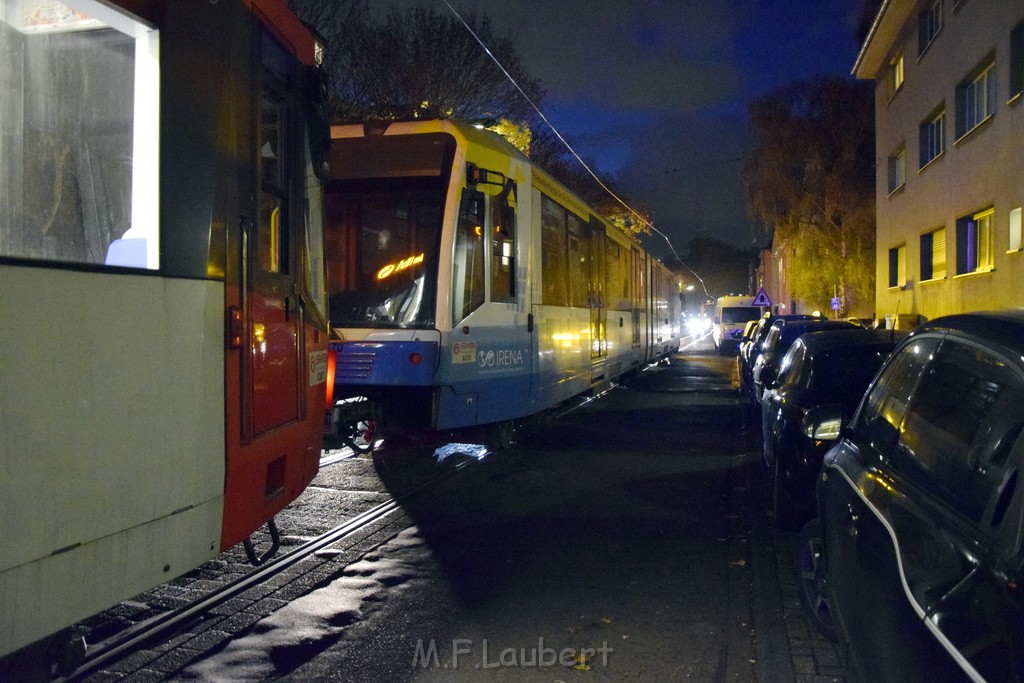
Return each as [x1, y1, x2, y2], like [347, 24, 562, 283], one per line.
[243, 517, 280, 566]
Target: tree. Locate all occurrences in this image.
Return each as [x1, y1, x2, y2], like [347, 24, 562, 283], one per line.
[292, 1, 542, 124]
[741, 77, 875, 316]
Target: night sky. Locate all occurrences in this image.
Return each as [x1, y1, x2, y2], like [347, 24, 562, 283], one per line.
[384, 0, 865, 256]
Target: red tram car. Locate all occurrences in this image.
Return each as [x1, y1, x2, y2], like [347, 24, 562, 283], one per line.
[0, 0, 330, 672]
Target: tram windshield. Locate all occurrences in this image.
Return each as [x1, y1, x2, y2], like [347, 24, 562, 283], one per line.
[325, 133, 454, 329]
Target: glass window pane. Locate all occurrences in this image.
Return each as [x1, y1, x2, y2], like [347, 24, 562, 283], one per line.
[541, 195, 568, 306]
[1, 3, 158, 269]
[258, 192, 284, 273]
[261, 95, 283, 188]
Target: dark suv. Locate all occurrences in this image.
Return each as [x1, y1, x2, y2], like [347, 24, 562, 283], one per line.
[799, 310, 1024, 680]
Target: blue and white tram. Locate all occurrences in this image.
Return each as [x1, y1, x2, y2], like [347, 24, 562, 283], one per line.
[324, 120, 681, 442]
[0, 0, 329, 673]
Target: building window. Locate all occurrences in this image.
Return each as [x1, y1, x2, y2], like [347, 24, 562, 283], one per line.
[918, 0, 943, 56]
[1012, 22, 1024, 99]
[919, 108, 944, 167]
[887, 53, 905, 98]
[956, 208, 994, 274]
[1009, 207, 1022, 252]
[889, 244, 906, 288]
[887, 147, 906, 193]
[956, 60, 996, 139]
[920, 227, 946, 281]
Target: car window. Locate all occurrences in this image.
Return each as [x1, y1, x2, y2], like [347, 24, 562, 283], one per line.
[811, 347, 892, 392]
[777, 342, 807, 388]
[894, 339, 1024, 524]
[763, 327, 781, 355]
[854, 337, 939, 459]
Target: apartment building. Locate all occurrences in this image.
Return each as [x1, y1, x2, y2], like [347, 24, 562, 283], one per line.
[855, 0, 1024, 329]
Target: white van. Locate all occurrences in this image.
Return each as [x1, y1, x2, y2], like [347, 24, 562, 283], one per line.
[713, 295, 763, 354]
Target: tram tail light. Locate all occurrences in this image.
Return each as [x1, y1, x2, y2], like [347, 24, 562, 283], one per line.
[324, 348, 337, 410]
[409, 352, 422, 365]
[227, 306, 243, 349]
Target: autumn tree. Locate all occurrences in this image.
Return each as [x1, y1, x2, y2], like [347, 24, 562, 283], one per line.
[741, 77, 875, 316]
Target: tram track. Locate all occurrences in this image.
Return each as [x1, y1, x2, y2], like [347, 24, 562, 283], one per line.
[61, 447, 470, 682]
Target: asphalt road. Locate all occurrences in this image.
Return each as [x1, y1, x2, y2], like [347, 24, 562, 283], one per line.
[186, 348, 788, 681]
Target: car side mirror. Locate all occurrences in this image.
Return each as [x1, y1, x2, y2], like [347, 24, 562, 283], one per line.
[802, 405, 844, 441]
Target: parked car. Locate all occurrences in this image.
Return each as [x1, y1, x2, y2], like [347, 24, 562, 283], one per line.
[750, 318, 856, 403]
[798, 310, 1024, 680]
[759, 328, 905, 529]
[740, 314, 819, 394]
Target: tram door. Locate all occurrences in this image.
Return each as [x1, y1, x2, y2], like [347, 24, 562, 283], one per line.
[630, 247, 644, 348]
[588, 221, 607, 359]
[250, 36, 300, 436]
[220, 13, 326, 550]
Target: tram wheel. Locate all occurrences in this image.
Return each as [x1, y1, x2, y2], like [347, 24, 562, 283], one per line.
[342, 417, 377, 454]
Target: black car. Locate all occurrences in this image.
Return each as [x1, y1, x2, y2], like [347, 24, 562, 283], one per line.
[750, 317, 855, 402]
[798, 310, 1024, 680]
[740, 314, 819, 395]
[759, 328, 904, 529]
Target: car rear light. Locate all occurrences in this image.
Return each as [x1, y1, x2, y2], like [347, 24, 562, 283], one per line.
[410, 352, 422, 365]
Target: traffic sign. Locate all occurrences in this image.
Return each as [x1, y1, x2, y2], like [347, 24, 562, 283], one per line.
[831, 297, 841, 311]
[751, 287, 772, 307]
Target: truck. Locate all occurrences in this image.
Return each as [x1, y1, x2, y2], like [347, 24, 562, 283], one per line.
[712, 295, 763, 354]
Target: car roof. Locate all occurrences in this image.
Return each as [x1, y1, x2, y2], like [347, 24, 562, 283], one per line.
[796, 327, 907, 353]
[777, 319, 857, 342]
[913, 309, 1024, 357]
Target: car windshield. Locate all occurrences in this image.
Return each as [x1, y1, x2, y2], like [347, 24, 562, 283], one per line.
[722, 307, 762, 324]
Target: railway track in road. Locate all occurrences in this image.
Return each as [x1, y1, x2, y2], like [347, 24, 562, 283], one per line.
[61, 446, 467, 682]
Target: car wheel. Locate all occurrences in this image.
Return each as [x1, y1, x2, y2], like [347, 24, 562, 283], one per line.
[793, 519, 839, 642]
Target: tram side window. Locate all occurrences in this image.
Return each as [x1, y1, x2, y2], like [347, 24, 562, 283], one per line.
[453, 188, 485, 322]
[259, 94, 288, 274]
[605, 238, 630, 311]
[490, 191, 516, 302]
[567, 213, 588, 307]
[540, 195, 568, 306]
[0, 5, 159, 269]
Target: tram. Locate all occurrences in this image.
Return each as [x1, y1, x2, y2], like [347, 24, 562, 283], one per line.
[0, 0, 330, 672]
[324, 120, 681, 446]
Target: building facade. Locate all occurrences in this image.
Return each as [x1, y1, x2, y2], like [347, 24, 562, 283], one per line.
[855, 0, 1024, 329]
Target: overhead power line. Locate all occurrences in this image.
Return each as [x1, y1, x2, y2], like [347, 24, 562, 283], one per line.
[437, 0, 711, 300]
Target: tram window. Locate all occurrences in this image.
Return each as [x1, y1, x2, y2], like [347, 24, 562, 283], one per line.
[605, 238, 630, 311]
[453, 188, 485, 322]
[259, 93, 288, 274]
[541, 195, 568, 306]
[567, 213, 588, 307]
[1, 3, 159, 269]
[490, 192, 515, 302]
[303, 129, 328, 321]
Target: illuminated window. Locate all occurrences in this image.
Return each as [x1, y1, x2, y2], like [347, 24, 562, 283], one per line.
[453, 189, 485, 321]
[540, 195, 569, 306]
[887, 53, 905, 98]
[1010, 207, 1022, 252]
[919, 107, 944, 168]
[489, 190, 516, 302]
[888, 244, 906, 288]
[956, 60, 996, 139]
[956, 208, 994, 274]
[918, 0, 942, 56]
[1, 1, 159, 269]
[920, 227, 946, 280]
[887, 147, 906, 193]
